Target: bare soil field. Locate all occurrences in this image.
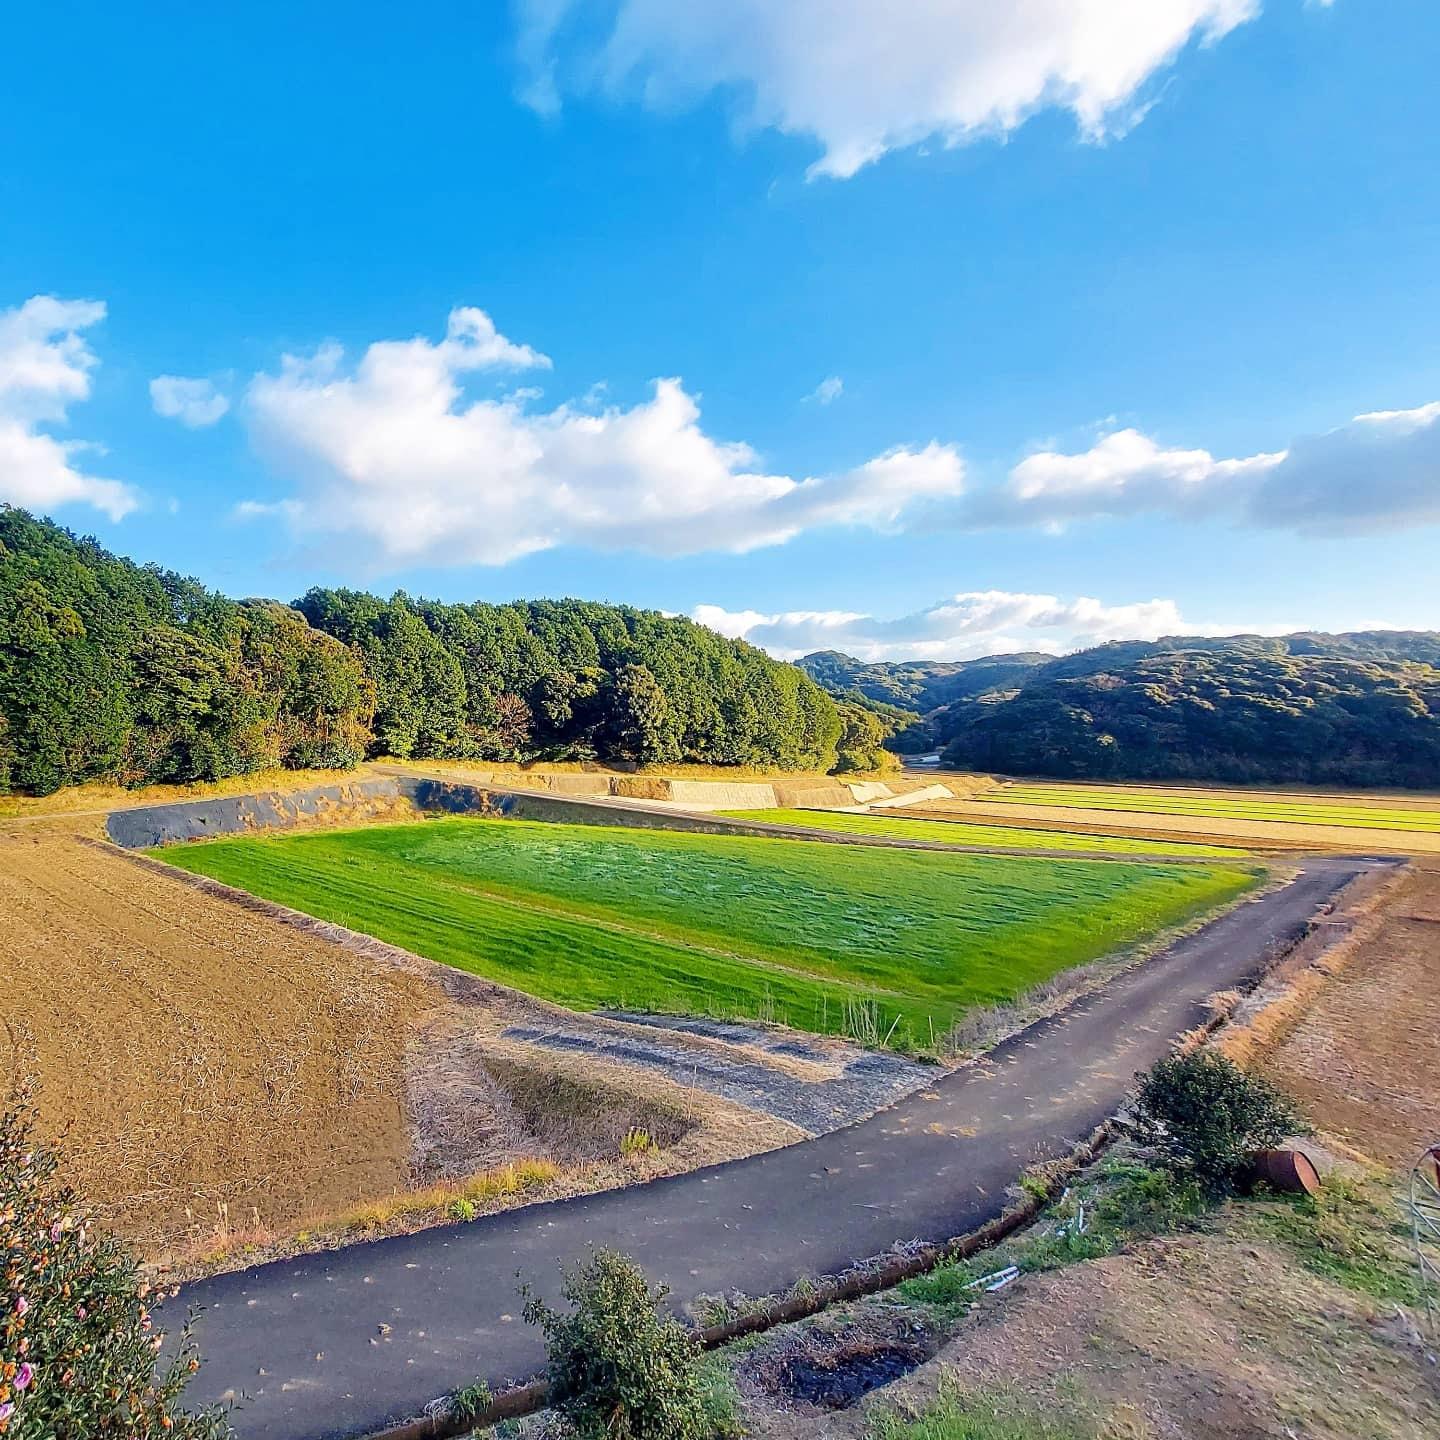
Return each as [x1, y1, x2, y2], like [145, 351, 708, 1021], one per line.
[2, 819, 428, 1249]
[0, 819, 840, 1273]
[909, 795, 1440, 854]
[1255, 858, 1440, 1166]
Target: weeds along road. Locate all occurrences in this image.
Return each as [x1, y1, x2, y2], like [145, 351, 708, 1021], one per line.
[167, 855, 1378, 1440]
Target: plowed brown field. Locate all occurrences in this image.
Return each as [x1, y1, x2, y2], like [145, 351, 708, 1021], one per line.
[1259, 858, 1440, 1164]
[2, 821, 429, 1248]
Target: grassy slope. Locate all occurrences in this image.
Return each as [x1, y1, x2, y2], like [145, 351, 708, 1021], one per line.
[986, 783, 1440, 832]
[155, 819, 1258, 1047]
[716, 808, 1246, 856]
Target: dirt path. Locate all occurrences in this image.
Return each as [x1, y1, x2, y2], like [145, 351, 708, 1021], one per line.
[163, 855, 1372, 1440]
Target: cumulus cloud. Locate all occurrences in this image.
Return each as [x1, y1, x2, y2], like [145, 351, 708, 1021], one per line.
[242, 306, 964, 566]
[807, 376, 843, 406]
[516, 0, 1258, 177]
[972, 401, 1440, 535]
[0, 296, 138, 522]
[694, 590, 1205, 662]
[150, 374, 231, 428]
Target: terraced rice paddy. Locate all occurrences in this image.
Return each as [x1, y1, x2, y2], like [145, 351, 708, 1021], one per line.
[982, 783, 1440, 833]
[155, 818, 1259, 1048]
[717, 808, 1246, 856]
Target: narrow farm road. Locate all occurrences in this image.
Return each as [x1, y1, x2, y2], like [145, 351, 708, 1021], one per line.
[168, 856, 1375, 1440]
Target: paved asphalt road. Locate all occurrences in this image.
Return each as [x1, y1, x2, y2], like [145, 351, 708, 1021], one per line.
[165, 856, 1373, 1440]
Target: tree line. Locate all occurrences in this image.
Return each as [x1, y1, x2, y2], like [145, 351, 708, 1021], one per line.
[0, 508, 863, 796]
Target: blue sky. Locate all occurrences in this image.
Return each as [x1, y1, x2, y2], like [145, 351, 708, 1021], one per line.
[2, 1, 1437, 660]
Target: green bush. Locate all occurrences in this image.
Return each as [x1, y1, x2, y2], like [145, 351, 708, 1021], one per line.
[1132, 1052, 1305, 1193]
[521, 1249, 708, 1440]
[1091, 1163, 1205, 1234]
[0, 1101, 231, 1439]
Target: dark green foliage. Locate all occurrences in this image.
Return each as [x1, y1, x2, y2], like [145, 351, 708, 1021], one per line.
[522, 1249, 708, 1440]
[295, 588, 841, 772]
[0, 1101, 231, 1439]
[1133, 1052, 1306, 1193]
[0, 508, 375, 794]
[832, 698, 894, 772]
[0, 508, 842, 793]
[939, 644, 1440, 787]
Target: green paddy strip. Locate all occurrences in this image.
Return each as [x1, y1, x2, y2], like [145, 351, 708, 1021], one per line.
[715, 807, 1246, 856]
[985, 784, 1440, 832]
[154, 817, 1261, 1048]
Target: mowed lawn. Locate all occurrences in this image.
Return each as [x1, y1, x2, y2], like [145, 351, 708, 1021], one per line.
[156, 818, 1260, 1047]
[985, 783, 1440, 833]
[716, 808, 1246, 856]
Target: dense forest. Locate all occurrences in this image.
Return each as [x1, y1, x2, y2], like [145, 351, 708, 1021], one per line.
[800, 634, 1440, 788]
[0, 508, 851, 796]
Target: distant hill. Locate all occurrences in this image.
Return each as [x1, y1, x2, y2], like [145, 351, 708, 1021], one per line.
[798, 632, 1440, 787]
[795, 650, 1052, 712]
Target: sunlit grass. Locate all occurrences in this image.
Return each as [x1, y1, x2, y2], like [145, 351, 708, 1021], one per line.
[716, 808, 1246, 856]
[155, 818, 1259, 1048]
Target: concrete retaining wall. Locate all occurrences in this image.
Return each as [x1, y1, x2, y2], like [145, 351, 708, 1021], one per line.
[104, 779, 420, 848]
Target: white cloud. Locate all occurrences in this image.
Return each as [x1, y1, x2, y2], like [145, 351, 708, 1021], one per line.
[150, 374, 231, 428]
[517, 0, 1259, 178]
[976, 427, 1286, 526]
[807, 376, 843, 405]
[0, 296, 139, 522]
[242, 306, 964, 566]
[971, 401, 1440, 535]
[695, 590, 1208, 662]
[1249, 401, 1440, 534]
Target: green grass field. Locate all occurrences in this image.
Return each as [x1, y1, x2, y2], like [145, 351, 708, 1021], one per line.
[155, 818, 1259, 1048]
[715, 808, 1247, 856]
[983, 783, 1440, 833]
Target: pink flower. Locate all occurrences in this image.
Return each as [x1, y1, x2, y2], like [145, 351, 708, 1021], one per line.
[0, 1400, 14, 1422]
[13, 1364, 31, 1392]
[13, 1297, 27, 1317]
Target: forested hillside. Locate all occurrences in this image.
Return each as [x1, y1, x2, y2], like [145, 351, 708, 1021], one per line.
[939, 649, 1440, 787]
[800, 633, 1440, 787]
[0, 509, 841, 795]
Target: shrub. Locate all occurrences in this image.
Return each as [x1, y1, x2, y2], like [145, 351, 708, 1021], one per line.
[521, 1249, 708, 1440]
[0, 1100, 231, 1439]
[1091, 1164, 1205, 1234]
[1132, 1052, 1305, 1193]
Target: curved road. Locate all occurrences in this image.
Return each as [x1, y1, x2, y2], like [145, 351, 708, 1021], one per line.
[165, 856, 1374, 1440]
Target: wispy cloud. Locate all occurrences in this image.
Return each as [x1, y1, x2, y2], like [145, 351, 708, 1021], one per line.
[150, 374, 231, 428]
[694, 590, 1226, 662]
[516, 0, 1260, 178]
[969, 401, 1440, 536]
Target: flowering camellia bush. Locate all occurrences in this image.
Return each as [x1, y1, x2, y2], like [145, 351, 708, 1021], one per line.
[0, 1100, 232, 1439]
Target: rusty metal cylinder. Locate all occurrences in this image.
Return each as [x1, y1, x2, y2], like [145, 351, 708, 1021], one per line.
[1247, 1148, 1321, 1195]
